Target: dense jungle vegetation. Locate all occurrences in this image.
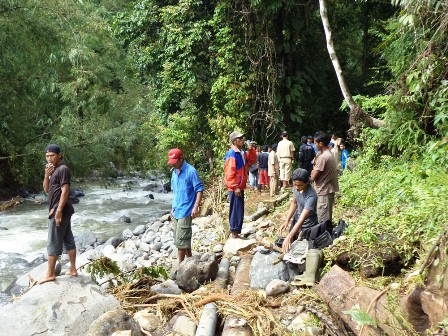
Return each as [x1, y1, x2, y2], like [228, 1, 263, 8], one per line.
[1, 0, 447, 266]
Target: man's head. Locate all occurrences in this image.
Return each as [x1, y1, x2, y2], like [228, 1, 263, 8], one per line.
[291, 168, 310, 192]
[45, 144, 62, 165]
[261, 145, 268, 152]
[339, 141, 346, 150]
[229, 131, 245, 148]
[267, 144, 273, 152]
[167, 148, 184, 169]
[301, 136, 307, 144]
[307, 135, 313, 144]
[272, 143, 278, 152]
[281, 131, 288, 138]
[315, 133, 331, 150]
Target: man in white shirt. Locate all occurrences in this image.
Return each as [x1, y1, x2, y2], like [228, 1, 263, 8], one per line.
[277, 131, 295, 189]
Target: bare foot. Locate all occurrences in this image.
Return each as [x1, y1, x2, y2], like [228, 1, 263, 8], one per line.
[65, 271, 78, 277]
[37, 276, 56, 284]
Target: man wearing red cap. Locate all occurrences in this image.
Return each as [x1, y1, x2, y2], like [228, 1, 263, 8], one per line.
[168, 148, 204, 263]
[39, 144, 77, 284]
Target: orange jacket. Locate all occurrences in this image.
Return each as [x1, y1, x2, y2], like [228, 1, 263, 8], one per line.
[224, 146, 257, 191]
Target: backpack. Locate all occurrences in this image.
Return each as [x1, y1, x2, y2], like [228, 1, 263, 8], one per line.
[303, 144, 315, 162]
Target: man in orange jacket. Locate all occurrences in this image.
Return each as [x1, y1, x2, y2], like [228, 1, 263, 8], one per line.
[224, 131, 257, 238]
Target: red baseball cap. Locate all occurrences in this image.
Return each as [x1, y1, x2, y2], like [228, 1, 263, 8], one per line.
[167, 148, 183, 164]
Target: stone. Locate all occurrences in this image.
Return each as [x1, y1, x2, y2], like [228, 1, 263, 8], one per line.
[249, 252, 290, 289]
[132, 225, 146, 236]
[0, 276, 119, 336]
[75, 230, 97, 250]
[133, 310, 161, 332]
[176, 253, 219, 293]
[150, 279, 182, 295]
[104, 237, 124, 248]
[172, 315, 196, 336]
[87, 308, 140, 336]
[110, 331, 132, 336]
[213, 244, 223, 253]
[122, 228, 133, 240]
[266, 279, 289, 296]
[223, 238, 256, 255]
[119, 215, 131, 224]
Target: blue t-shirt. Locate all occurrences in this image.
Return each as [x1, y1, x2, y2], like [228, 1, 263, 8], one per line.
[341, 149, 349, 170]
[293, 184, 318, 228]
[171, 161, 204, 219]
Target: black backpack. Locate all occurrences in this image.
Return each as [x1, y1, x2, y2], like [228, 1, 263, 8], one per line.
[303, 144, 315, 162]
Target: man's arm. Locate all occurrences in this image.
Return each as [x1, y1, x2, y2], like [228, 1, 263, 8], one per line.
[191, 191, 203, 219]
[279, 197, 298, 232]
[282, 208, 311, 253]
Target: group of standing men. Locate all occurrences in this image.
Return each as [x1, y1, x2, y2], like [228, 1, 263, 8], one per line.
[38, 130, 342, 283]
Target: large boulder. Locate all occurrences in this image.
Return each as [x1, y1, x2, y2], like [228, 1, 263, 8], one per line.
[176, 253, 219, 293]
[86, 308, 141, 336]
[0, 275, 119, 336]
[249, 251, 290, 289]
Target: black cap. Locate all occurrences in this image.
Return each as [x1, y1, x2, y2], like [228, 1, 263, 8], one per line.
[45, 144, 61, 154]
[292, 168, 309, 182]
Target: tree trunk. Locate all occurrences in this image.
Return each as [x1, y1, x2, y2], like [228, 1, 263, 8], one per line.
[318, 0, 386, 131]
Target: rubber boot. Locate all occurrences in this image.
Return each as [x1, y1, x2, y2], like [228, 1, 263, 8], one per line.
[291, 249, 323, 287]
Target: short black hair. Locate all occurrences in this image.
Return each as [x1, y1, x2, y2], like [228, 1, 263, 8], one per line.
[315, 133, 331, 146]
[262, 145, 268, 152]
[281, 131, 288, 137]
[301, 136, 307, 144]
[292, 168, 309, 183]
[272, 144, 278, 151]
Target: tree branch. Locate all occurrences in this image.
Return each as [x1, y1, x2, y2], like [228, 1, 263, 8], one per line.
[319, 0, 386, 130]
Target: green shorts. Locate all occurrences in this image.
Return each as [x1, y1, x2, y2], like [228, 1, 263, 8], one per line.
[173, 216, 192, 249]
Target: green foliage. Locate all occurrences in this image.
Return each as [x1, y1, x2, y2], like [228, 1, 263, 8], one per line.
[333, 130, 448, 268]
[344, 305, 378, 330]
[81, 256, 168, 286]
[0, 0, 151, 190]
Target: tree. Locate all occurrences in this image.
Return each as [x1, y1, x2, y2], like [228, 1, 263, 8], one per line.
[319, 0, 386, 136]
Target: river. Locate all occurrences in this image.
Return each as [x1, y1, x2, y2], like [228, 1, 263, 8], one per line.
[0, 177, 173, 304]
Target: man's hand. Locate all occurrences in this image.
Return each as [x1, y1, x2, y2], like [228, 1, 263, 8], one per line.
[170, 210, 174, 221]
[191, 205, 200, 219]
[279, 220, 289, 232]
[55, 210, 62, 227]
[45, 163, 55, 177]
[234, 187, 242, 197]
[282, 234, 293, 253]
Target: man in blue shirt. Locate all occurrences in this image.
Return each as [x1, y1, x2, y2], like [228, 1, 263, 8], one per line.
[168, 148, 204, 263]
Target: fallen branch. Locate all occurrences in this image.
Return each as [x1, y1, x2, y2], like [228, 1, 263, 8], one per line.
[195, 293, 232, 307]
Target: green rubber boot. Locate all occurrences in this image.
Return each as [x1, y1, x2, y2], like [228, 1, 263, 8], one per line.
[291, 249, 323, 287]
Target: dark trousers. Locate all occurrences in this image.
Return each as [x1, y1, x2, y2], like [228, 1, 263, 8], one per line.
[300, 161, 313, 175]
[228, 190, 244, 233]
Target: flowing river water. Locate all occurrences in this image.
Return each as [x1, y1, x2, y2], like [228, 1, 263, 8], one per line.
[0, 177, 173, 305]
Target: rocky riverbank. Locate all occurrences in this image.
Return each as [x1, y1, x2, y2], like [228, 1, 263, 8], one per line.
[1, 186, 446, 336]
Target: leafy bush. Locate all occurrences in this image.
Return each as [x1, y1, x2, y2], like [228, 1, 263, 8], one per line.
[332, 132, 448, 270]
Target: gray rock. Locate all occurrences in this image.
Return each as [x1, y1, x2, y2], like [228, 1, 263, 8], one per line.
[122, 228, 133, 240]
[160, 213, 171, 222]
[249, 252, 290, 289]
[119, 215, 131, 223]
[173, 315, 196, 336]
[87, 308, 140, 336]
[213, 244, 223, 253]
[266, 279, 289, 296]
[104, 237, 124, 248]
[75, 230, 97, 250]
[133, 225, 146, 236]
[0, 276, 119, 336]
[9, 261, 62, 296]
[176, 253, 219, 293]
[151, 221, 163, 232]
[133, 310, 160, 333]
[151, 279, 182, 294]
